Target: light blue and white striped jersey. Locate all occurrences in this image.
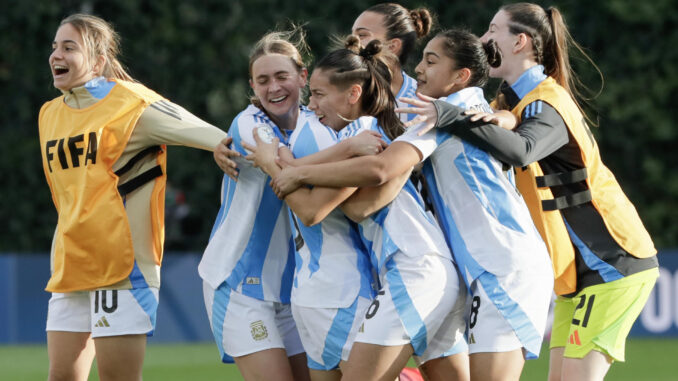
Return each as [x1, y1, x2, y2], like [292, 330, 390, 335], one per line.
[339, 117, 452, 273]
[395, 87, 549, 286]
[396, 71, 418, 123]
[199, 104, 296, 303]
[287, 110, 374, 308]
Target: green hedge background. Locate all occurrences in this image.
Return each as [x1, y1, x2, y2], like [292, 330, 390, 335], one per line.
[1, 0, 676, 252]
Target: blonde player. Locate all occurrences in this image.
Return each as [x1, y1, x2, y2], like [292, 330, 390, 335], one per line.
[40, 14, 228, 381]
[201, 29, 385, 381]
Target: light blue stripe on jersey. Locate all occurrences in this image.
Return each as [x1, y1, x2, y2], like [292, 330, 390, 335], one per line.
[476, 271, 543, 359]
[127, 260, 158, 334]
[315, 298, 359, 370]
[364, 206, 400, 272]
[397, 71, 418, 99]
[130, 287, 159, 335]
[201, 105, 295, 303]
[453, 141, 525, 234]
[209, 175, 237, 239]
[349, 221, 377, 297]
[287, 110, 373, 307]
[301, 221, 323, 276]
[281, 223, 297, 301]
[397, 71, 419, 122]
[228, 116, 249, 156]
[307, 356, 326, 371]
[385, 258, 427, 356]
[422, 163, 485, 286]
[84, 76, 116, 99]
[212, 284, 235, 363]
[225, 185, 283, 300]
[565, 220, 624, 283]
[128, 261, 148, 288]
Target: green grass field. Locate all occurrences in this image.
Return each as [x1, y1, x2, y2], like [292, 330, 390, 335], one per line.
[1, 338, 676, 380]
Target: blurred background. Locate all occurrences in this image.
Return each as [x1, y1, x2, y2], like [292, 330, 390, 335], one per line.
[1, 0, 676, 379]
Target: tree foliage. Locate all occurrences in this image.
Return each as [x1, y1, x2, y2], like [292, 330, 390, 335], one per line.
[1, 0, 676, 252]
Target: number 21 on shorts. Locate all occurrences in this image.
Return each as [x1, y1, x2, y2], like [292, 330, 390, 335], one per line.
[572, 294, 595, 327]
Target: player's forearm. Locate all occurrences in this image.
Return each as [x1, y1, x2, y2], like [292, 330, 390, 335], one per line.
[340, 168, 411, 222]
[289, 139, 354, 167]
[296, 155, 387, 188]
[285, 186, 356, 226]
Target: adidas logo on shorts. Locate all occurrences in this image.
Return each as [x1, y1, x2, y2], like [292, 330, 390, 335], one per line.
[95, 316, 111, 328]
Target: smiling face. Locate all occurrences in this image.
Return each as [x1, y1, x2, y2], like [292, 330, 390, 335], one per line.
[307, 69, 356, 131]
[480, 10, 518, 79]
[49, 23, 99, 91]
[414, 37, 464, 99]
[250, 53, 307, 120]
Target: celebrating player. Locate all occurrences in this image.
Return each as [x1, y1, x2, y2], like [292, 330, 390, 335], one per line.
[264, 36, 468, 381]
[352, 3, 432, 121]
[40, 14, 228, 381]
[401, 3, 660, 381]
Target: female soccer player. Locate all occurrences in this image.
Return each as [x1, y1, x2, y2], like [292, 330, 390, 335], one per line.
[40, 14, 228, 381]
[258, 36, 468, 381]
[199, 29, 385, 381]
[352, 3, 432, 121]
[401, 4, 659, 381]
[270, 28, 554, 381]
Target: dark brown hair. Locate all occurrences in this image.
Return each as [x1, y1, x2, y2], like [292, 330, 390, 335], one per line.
[365, 3, 433, 66]
[500, 3, 602, 120]
[315, 35, 404, 140]
[436, 29, 502, 88]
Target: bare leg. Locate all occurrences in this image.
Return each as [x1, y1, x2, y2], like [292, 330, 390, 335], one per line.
[469, 350, 525, 381]
[289, 352, 312, 381]
[94, 334, 146, 381]
[560, 350, 612, 381]
[419, 352, 469, 381]
[341, 342, 413, 381]
[234, 348, 302, 381]
[548, 347, 565, 381]
[47, 331, 95, 381]
[309, 368, 342, 381]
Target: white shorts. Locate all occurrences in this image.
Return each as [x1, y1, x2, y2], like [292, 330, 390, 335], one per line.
[203, 281, 304, 363]
[292, 296, 371, 370]
[46, 287, 159, 338]
[355, 253, 468, 364]
[467, 264, 553, 359]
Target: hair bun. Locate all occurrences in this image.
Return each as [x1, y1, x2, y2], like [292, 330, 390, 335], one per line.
[483, 39, 502, 68]
[344, 35, 361, 53]
[410, 8, 432, 38]
[360, 39, 382, 61]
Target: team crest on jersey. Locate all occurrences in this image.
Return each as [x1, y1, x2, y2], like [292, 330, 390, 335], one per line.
[250, 320, 268, 341]
[255, 124, 275, 144]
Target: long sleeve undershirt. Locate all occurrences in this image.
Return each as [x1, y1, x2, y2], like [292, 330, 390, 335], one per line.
[432, 99, 569, 167]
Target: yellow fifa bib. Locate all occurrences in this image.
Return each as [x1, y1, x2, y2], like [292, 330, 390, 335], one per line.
[39, 80, 165, 292]
[510, 77, 655, 295]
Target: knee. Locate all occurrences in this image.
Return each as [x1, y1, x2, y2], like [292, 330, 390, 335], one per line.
[48, 367, 86, 381]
